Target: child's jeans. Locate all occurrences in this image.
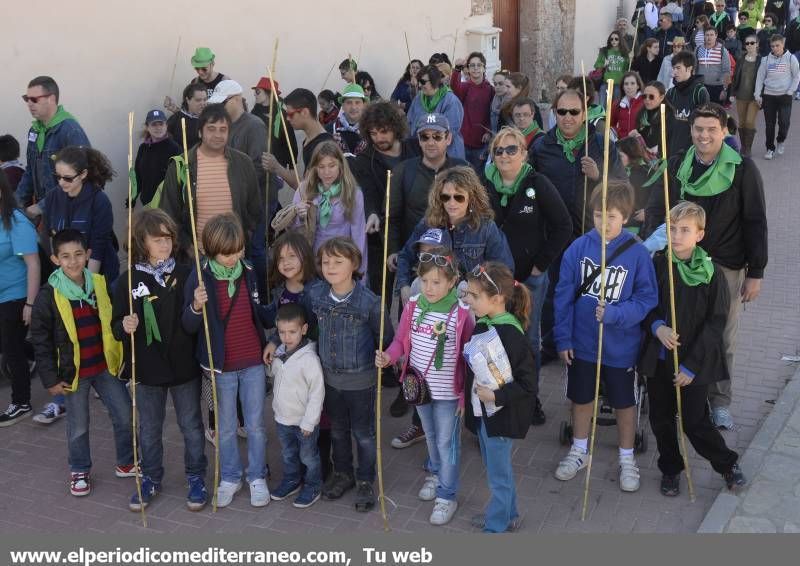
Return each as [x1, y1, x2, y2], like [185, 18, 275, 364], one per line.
[216, 365, 267, 484]
[324, 384, 376, 481]
[477, 419, 518, 533]
[63, 370, 133, 473]
[416, 399, 460, 501]
[276, 423, 322, 492]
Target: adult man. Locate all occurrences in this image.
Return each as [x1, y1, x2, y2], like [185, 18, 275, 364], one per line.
[766, 0, 791, 29]
[164, 48, 228, 113]
[667, 51, 710, 155]
[736, 11, 757, 43]
[251, 77, 298, 175]
[664, 103, 767, 429]
[656, 13, 681, 62]
[695, 27, 732, 103]
[16, 76, 90, 206]
[329, 84, 368, 156]
[711, 1, 732, 35]
[451, 52, 494, 170]
[160, 104, 262, 260]
[786, 9, 800, 99]
[511, 98, 545, 149]
[755, 34, 800, 159]
[617, 17, 635, 51]
[339, 58, 357, 84]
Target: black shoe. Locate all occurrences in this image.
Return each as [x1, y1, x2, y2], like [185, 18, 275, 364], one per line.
[531, 396, 546, 426]
[723, 464, 746, 491]
[539, 348, 558, 366]
[660, 474, 680, 497]
[389, 387, 409, 418]
[0, 403, 32, 427]
[322, 472, 355, 500]
[354, 480, 375, 512]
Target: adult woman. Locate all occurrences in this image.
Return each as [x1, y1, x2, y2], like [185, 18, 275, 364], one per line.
[391, 59, 424, 112]
[632, 81, 677, 159]
[547, 74, 573, 129]
[500, 73, 541, 128]
[490, 70, 510, 132]
[356, 71, 382, 102]
[616, 136, 662, 239]
[690, 14, 711, 49]
[730, 34, 762, 157]
[133, 109, 182, 208]
[27, 146, 119, 282]
[292, 141, 367, 273]
[167, 83, 207, 149]
[611, 71, 645, 139]
[593, 31, 629, 105]
[631, 38, 662, 83]
[406, 65, 465, 159]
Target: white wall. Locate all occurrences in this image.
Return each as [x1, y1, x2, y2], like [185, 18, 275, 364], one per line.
[574, 0, 638, 75]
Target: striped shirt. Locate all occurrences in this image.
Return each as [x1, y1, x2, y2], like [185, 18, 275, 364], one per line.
[697, 45, 723, 66]
[195, 151, 232, 243]
[216, 278, 262, 372]
[409, 305, 458, 401]
[70, 299, 107, 378]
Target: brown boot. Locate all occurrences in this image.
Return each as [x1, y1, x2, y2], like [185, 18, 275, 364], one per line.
[740, 128, 755, 158]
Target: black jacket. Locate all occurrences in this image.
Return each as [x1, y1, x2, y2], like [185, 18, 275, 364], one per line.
[627, 161, 664, 240]
[252, 103, 299, 174]
[483, 169, 572, 279]
[464, 324, 536, 439]
[167, 111, 200, 150]
[631, 54, 662, 83]
[350, 140, 420, 219]
[730, 54, 764, 99]
[639, 253, 730, 385]
[636, 103, 679, 158]
[666, 75, 710, 155]
[134, 137, 182, 207]
[786, 18, 800, 53]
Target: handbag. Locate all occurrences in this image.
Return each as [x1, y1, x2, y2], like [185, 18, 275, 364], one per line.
[400, 303, 457, 406]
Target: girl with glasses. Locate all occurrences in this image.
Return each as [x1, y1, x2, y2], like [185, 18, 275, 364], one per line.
[730, 34, 763, 156]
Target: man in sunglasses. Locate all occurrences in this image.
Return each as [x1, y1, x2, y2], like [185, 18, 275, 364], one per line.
[164, 47, 229, 114]
[656, 12, 681, 63]
[16, 76, 90, 207]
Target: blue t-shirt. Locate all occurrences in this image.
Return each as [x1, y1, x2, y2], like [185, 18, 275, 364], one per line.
[0, 210, 38, 303]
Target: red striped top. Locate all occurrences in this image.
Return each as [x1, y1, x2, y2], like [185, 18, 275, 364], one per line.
[215, 278, 262, 371]
[71, 300, 107, 378]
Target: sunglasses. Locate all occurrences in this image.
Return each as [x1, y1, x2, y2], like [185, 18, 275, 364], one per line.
[493, 144, 520, 157]
[54, 172, 83, 183]
[644, 93, 660, 100]
[610, 37, 620, 42]
[418, 78, 430, 86]
[493, 81, 505, 87]
[285, 108, 302, 119]
[419, 132, 446, 142]
[418, 252, 454, 268]
[195, 67, 209, 73]
[470, 265, 500, 295]
[22, 93, 52, 104]
[556, 108, 582, 116]
[439, 193, 467, 203]
[745, 41, 757, 45]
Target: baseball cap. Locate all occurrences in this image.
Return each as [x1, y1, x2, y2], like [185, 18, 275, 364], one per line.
[415, 228, 447, 248]
[191, 47, 215, 68]
[208, 80, 243, 104]
[416, 113, 450, 133]
[252, 77, 281, 95]
[339, 83, 367, 101]
[145, 109, 167, 125]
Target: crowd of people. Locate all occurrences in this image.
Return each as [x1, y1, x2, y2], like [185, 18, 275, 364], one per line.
[0, 0, 788, 533]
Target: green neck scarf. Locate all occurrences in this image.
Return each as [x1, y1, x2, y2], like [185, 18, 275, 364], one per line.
[273, 100, 284, 139]
[421, 86, 450, 113]
[31, 106, 76, 152]
[555, 127, 586, 164]
[587, 104, 605, 123]
[48, 268, 96, 307]
[317, 182, 341, 228]
[415, 287, 459, 370]
[711, 12, 727, 25]
[521, 121, 541, 138]
[486, 163, 533, 207]
[672, 245, 714, 287]
[208, 259, 243, 297]
[142, 298, 162, 346]
[676, 144, 742, 198]
[478, 312, 524, 335]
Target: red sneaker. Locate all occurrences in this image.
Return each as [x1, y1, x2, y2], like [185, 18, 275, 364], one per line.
[70, 473, 91, 497]
[114, 464, 140, 478]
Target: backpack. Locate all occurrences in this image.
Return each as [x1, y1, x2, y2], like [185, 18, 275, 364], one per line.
[146, 155, 186, 210]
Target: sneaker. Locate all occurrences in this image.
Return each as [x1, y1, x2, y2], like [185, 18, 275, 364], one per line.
[418, 475, 438, 501]
[115, 464, 140, 478]
[723, 463, 747, 491]
[186, 475, 208, 511]
[249, 478, 270, 507]
[70, 472, 91, 497]
[795, 91, 800, 101]
[764, 149, 774, 160]
[237, 426, 248, 439]
[618, 454, 640, 492]
[33, 402, 65, 424]
[470, 513, 522, 532]
[531, 396, 546, 426]
[429, 497, 458, 525]
[293, 486, 321, 508]
[322, 471, 355, 500]
[711, 406, 735, 430]
[205, 428, 217, 446]
[0, 403, 32, 427]
[776, 142, 785, 155]
[660, 474, 680, 497]
[391, 424, 425, 449]
[353, 480, 375, 512]
[390, 388, 409, 417]
[270, 478, 302, 501]
[215, 480, 242, 508]
[554, 446, 588, 481]
[129, 476, 160, 511]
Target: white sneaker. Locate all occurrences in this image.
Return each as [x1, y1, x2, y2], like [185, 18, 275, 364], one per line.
[249, 479, 270, 507]
[776, 142, 785, 155]
[418, 475, 438, 501]
[33, 402, 65, 424]
[764, 150, 774, 160]
[554, 446, 588, 481]
[619, 454, 641, 492]
[429, 497, 458, 525]
[215, 480, 242, 508]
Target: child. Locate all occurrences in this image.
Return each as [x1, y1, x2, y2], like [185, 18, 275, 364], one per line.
[29, 229, 136, 496]
[724, 25, 743, 58]
[462, 261, 536, 533]
[183, 213, 269, 508]
[263, 231, 318, 329]
[111, 209, 207, 511]
[269, 304, 325, 508]
[640, 202, 745, 496]
[553, 180, 658, 493]
[376, 246, 475, 525]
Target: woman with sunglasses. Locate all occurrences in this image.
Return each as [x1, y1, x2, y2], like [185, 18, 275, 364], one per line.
[356, 71, 382, 102]
[593, 32, 629, 107]
[406, 65, 465, 159]
[729, 34, 763, 157]
[631, 81, 677, 159]
[610, 71, 645, 139]
[689, 14, 711, 50]
[482, 127, 571, 425]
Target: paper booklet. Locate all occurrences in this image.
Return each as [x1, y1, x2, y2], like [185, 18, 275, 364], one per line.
[463, 327, 513, 416]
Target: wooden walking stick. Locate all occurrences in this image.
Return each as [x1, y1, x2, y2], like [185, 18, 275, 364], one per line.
[320, 62, 336, 93]
[127, 111, 147, 528]
[581, 79, 614, 522]
[660, 103, 696, 503]
[168, 36, 182, 100]
[451, 29, 459, 66]
[628, 16, 639, 71]
[180, 118, 221, 511]
[265, 38, 279, 303]
[267, 66, 301, 186]
[404, 31, 412, 66]
[581, 61, 591, 235]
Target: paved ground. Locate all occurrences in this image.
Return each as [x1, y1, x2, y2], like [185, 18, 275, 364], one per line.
[1, 108, 798, 535]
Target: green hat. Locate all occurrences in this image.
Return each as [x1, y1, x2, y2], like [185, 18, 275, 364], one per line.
[191, 47, 215, 68]
[339, 83, 366, 103]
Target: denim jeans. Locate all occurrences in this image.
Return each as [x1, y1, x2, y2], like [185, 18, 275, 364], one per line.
[324, 384, 376, 481]
[276, 423, 322, 492]
[136, 379, 206, 484]
[477, 419, 518, 533]
[217, 365, 267, 483]
[523, 270, 549, 383]
[63, 370, 133, 473]
[416, 399, 460, 501]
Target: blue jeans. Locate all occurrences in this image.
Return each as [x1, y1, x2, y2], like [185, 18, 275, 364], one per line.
[217, 365, 267, 483]
[416, 399, 460, 501]
[523, 270, 549, 383]
[136, 379, 206, 484]
[477, 419, 518, 533]
[276, 423, 322, 492]
[63, 370, 133, 473]
[324, 384, 376, 481]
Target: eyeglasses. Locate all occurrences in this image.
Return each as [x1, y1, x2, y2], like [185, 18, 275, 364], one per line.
[492, 144, 520, 157]
[512, 111, 532, 119]
[468, 63, 485, 69]
[744, 41, 757, 45]
[22, 93, 52, 104]
[54, 172, 83, 183]
[418, 132, 446, 142]
[556, 108, 582, 116]
[644, 93, 660, 100]
[418, 252, 454, 268]
[610, 37, 620, 42]
[418, 78, 430, 86]
[439, 193, 467, 203]
[470, 265, 500, 295]
[493, 81, 505, 87]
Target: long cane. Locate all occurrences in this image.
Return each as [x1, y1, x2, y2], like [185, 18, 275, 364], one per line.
[127, 112, 146, 528]
[168, 36, 182, 101]
[581, 79, 614, 522]
[265, 38, 279, 303]
[660, 104, 696, 503]
[580, 62, 590, 235]
[404, 32, 412, 66]
[375, 171, 393, 532]
[180, 118, 221, 511]
[628, 15, 640, 71]
[451, 29, 459, 66]
[267, 67, 301, 186]
[320, 62, 336, 93]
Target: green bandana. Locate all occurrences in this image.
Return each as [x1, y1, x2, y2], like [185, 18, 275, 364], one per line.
[711, 12, 727, 26]
[478, 312, 524, 335]
[31, 106, 76, 152]
[208, 259, 243, 297]
[317, 182, 341, 228]
[48, 268, 96, 307]
[521, 121, 542, 138]
[486, 163, 533, 207]
[587, 104, 605, 123]
[415, 288, 458, 370]
[673, 245, 714, 287]
[273, 100, 284, 139]
[142, 298, 162, 346]
[421, 86, 450, 113]
[128, 167, 139, 204]
[642, 158, 668, 187]
[676, 144, 742, 198]
[555, 127, 586, 163]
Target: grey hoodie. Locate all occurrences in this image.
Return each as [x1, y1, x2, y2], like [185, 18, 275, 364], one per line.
[271, 340, 325, 432]
[755, 51, 800, 97]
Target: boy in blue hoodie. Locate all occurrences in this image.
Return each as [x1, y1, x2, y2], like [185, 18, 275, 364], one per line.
[553, 180, 658, 493]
